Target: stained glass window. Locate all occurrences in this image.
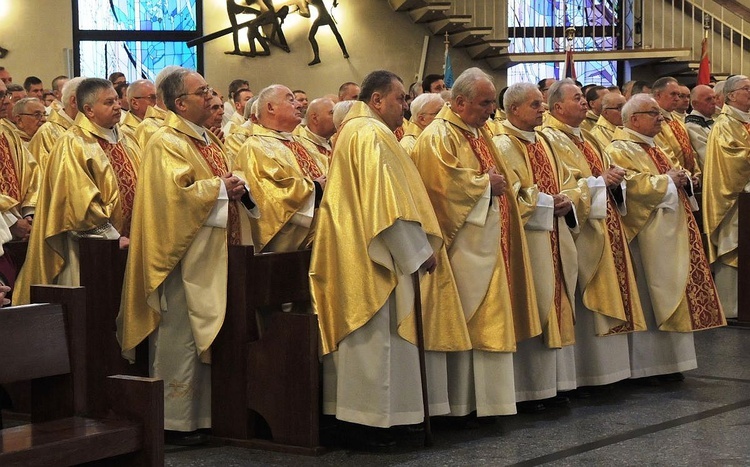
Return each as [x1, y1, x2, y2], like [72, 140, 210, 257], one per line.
[77, 0, 197, 31]
[78, 41, 197, 82]
[507, 0, 624, 87]
[73, 0, 202, 79]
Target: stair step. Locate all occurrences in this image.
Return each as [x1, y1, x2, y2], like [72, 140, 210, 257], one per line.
[451, 27, 495, 47]
[427, 15, 473, 34]
[409, 3, 452, 23]
[467, 39, 511, 59]
[388, 0, 429, 11]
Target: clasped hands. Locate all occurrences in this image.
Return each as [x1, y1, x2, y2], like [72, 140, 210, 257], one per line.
[604, 164, 626, 188]
[667, 168, 700, 190]
[221, 172, 247, 200]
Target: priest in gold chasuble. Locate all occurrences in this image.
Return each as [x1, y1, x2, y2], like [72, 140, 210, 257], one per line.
[132, 65, 181, 150]
[0, 81, 39, 293]
[606, 94, 725, 379]
[413, 69, 540, 417]
[14, 79, 137, 305]
[401, 92, 444, 155]
[28, 77, 83, 174]
[118, 69, 258, 435]
[702, 75, 750, 320]
[540, 80, 646, 390]
[587, 92, 626, 154]
[496, 82, 582, 406]
[652, 77, 700, 177]
[312, 71, 471, 432]
[235, 85, 328, 252]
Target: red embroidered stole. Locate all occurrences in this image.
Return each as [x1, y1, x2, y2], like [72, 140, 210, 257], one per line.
[281, 140, 323, 179]
[643, 144, 723, 329]
[96, 138, 138, 237]
[314, 143, 332, 159]
[526, 137, 565, 328]
[572, 136, 637, 332]
[0, 133, 20, 202]
[461, 129, 511, 283]
[743, 122, 750, 134]
[394, 126, 405, 141]
[191, 138, 242, 245]
[667, 119, 697, 173]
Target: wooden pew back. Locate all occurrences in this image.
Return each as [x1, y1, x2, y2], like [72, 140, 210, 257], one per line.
[212, 245, 323, 454]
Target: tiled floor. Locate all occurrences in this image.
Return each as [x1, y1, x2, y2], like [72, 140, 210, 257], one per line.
[167, 326, 750, 466]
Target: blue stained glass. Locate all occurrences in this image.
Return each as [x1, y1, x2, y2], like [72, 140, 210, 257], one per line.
[78, 0, 196, 31]
[78, 40, 197, 81]
[508, 0, 619, 86]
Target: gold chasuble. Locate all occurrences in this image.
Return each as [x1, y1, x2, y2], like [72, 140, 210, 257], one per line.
[119, 111, 142, 149]
[14, 114, 139, 305]
[134, 105, 167, 150]
[235, 124, 326, 252]
[508, 118, 583, 347]
[0, 123, 38, 219]
[311, 102, 471, 355]
[223, 122, 253, 163]
[118, 111, 240, 361]
[588, 115, 618, 154]
[28, 109, 73, 173]
[400, 120, 423, 155]
[295, 124, 333, 160]
[606, 128, 725, 332]
[412, 106, 540, 352]
[655, 109, 700, 176]
[702, 104, 750, 267]
[545, 120, 646, 335]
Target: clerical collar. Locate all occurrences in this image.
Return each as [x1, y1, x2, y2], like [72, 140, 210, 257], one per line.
[306, 128, 330, 147]
[181, 116, 210, 144]
[241, 119, 253, 129]
[624, 127, 655, 147]
[90, 120, 118, 143]
[503, 120, 536, 143]
[564, 123, 582, 138]
[278, 131, 295, 141]
[730, 105, 750, 123]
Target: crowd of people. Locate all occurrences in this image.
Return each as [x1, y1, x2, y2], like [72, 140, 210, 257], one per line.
[0, 62, 746, 450]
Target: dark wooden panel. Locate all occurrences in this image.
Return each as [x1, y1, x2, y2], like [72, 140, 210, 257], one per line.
[738, 193, 750, 325]
[0, 304, 69, 384]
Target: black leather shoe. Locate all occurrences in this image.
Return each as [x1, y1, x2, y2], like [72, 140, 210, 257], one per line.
[339, 422, 396, 452]
[542, 395, 571, 408]
[658, 372, 685, 382]
[516, 401, 546, 414]
[165, 430, 210, 446]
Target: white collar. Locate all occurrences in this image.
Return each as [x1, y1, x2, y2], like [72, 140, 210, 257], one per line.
[91, 121, 118, 144]
[730, 105, 750, 123]
[503, 120, 536, 143]
[181, 116, 210, 144]
[624, 127, 655, 147]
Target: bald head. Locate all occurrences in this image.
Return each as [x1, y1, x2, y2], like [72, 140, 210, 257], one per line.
[690, 85, 716, 118]
[306, 97, 336, 139]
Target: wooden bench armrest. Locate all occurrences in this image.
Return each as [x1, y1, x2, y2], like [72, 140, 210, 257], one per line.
[106, 375, 164, 467]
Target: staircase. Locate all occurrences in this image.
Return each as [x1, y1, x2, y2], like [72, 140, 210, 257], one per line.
[388, 0, 750, 79]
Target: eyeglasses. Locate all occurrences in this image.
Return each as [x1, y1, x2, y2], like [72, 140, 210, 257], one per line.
[178, 87, 214, 99]
[604, 105, 624, 111]
[633, 110, 662, 117]
[133, 94, 157, 101]
[0, 91, 8, 100]
[18, 112, 46, 120]
[732, 86, 750, 93]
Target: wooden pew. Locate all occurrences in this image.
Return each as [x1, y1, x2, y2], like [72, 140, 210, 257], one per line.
[212, 245, 323, 454]
[0, 285, 164, 466]
[78, 238, 149, 414]
[737, 193, 750, 325]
